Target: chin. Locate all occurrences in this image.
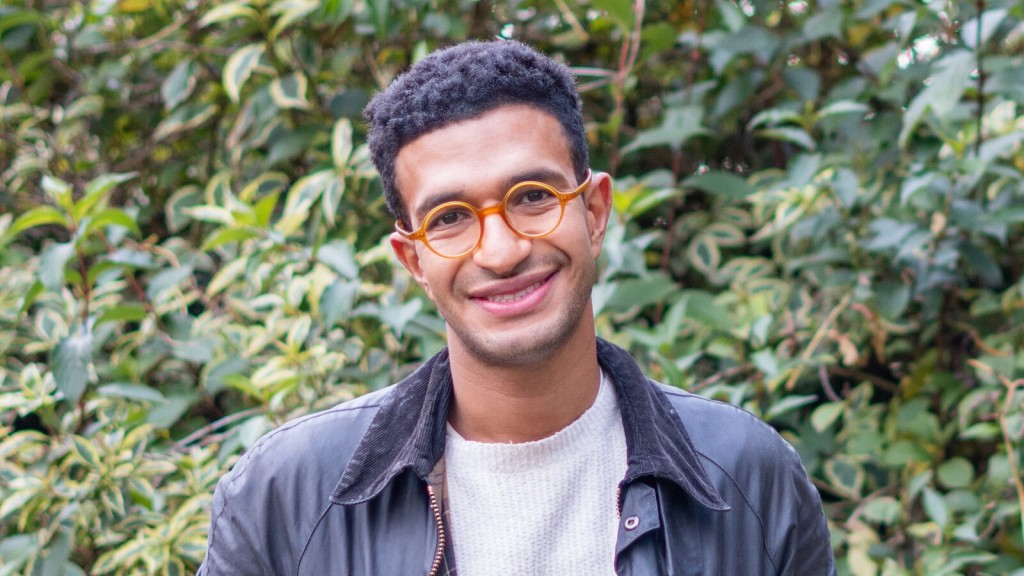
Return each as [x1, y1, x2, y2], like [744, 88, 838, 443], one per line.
[452, 322, 576, 368]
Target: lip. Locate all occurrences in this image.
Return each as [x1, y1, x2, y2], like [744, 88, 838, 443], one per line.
[469, 271, 557, 318]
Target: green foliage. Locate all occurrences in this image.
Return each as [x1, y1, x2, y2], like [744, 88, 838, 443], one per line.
[1, 0, 1023, 574]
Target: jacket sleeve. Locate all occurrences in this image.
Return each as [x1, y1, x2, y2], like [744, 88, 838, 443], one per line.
[775, 444, 836, 576]
[197, 456, 276, 576]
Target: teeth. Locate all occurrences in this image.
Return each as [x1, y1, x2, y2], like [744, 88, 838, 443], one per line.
[486, 281, 542, 303]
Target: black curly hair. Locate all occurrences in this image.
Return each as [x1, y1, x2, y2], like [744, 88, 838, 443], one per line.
[364, 40, 589, 225]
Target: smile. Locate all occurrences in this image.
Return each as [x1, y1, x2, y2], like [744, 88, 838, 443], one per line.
[486, 281, 543, 303]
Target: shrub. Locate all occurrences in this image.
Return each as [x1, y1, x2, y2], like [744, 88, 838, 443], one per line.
[1, 0, 1022, 573]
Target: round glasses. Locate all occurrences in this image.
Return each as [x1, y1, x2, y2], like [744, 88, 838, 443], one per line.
[395, 170, 593, 259]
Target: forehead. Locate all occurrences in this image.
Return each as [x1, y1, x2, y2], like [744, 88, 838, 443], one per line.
[393, 105, 575, 216]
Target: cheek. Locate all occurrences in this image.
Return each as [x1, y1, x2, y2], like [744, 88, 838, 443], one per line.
[416, 259, 460, 301]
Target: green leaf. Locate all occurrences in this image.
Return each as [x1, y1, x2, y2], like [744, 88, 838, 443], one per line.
[269, 0, 319, 38]
[321, 281, 358, 328]
[269, 72, 310, 109]
[18, 281, 44, 314]
[82, 208, 141, 237]
[594, 275, 679, 315]
[379, 298, 423, 337]
[899, 50, 973, 148]
[936, 457, 975, 489]
[681, 290, 731, 330]
[687, 233, 721, 276]
[683, 171, 755, 201]
[165, 186, 203, 233]
[279, 170, 339, 233]
[0, 534, 38, 574]
[199, 1, 259, 27]
[825, 455, 864, 499]
[95, 303, 148, 326]
[816, 100, 869, 119]
[367, 0, 390, 36]
[240, 172, 290, 202]
[254, 191, 281, 227]
[162, 58, 198, 110]
[765, 395, 816, 422]
[802, 7, 843, 41]
[321, 174, 345, 226]
[922, 487, 949, 527]
[317, 240, 358, 279]
[862, 496, 902, 524]
[9, 206, 66, 235]
[146, 265, 194, 299]
[622, 106, 708, 154]
[39, 241, 75, 291]
[874, 280, 910, 320]
[202, 227, 262, 251]
[206, 258, 247, 297]
[961, 9, 1008, 49]
[76, 172, 137, 220]
[42, 175, 73, 212]
[714, 0, 745, 32]
[70, 435, 101, 467]
[223, 44, 266, 103]
[184, 205, 236, 225]
[591, 0, 634, 30]
[754, 127, 816, 150]
[153, 103, 218, 140]
[332, 118, 353, 170]
[811, 402, 844, 432]
[53, 328, 93, 405]
[747, 108, 801, 130]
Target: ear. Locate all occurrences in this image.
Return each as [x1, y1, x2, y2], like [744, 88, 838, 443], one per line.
[390, 232, 435, 301]
[584, 171, 613, 259]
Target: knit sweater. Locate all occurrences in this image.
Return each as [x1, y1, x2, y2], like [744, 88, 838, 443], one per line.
[444, 371, 628, 575]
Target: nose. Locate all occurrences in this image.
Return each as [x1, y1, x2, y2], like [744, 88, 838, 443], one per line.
[471, 212, 532, 274]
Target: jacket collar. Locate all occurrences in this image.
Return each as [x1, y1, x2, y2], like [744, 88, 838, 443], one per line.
[332, 339, 727, 511]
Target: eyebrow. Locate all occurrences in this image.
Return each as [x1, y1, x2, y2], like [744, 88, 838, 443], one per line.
[411, 168, 573, 224]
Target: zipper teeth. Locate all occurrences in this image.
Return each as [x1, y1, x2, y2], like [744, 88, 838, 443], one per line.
[426, 484, 446, 576]
[615, 485, 622, 521]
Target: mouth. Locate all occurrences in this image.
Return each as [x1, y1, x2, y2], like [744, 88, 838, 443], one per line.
[484, 279, 544, 303]
[470, 272, 557, 317]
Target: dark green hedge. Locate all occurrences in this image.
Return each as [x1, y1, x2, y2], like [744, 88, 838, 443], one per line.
[1, 0, 1023, 573]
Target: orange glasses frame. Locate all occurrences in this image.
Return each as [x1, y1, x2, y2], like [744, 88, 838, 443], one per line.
[395, 170, 593, 258]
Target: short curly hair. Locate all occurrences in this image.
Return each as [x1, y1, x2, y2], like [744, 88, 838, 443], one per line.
[364, 40, 588, 224]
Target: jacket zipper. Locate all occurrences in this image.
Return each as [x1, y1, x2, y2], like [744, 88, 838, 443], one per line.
[615, 484, 623, 520]
[426, 484, 446, 576]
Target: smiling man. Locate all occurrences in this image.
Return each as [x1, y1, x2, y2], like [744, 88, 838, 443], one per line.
[198, 41, 836, 575]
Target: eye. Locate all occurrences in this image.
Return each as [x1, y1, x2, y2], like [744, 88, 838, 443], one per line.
[509, 185, 558, 209]
[427, 204, 474, 231]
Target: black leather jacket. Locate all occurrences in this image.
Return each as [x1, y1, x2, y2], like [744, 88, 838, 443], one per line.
[198, 339, 836, 575]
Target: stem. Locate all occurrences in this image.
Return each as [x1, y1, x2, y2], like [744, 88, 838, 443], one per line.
[608, 0, 647, 175]
[997, 375, 1024, 545]
[174, 407, 263, 449]
[784, 291, 852, 390]
[974, 0, 985, 157]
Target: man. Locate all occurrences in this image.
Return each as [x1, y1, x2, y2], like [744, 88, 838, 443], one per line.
[198, 40, 835, 575]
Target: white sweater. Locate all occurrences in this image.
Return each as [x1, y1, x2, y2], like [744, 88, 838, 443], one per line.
[444, 371, 628, 575]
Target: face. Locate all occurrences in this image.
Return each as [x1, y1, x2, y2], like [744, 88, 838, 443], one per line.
[390, 105, 612, 367]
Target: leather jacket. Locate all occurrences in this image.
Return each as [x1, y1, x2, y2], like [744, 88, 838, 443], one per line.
[198, 339, 836, 575]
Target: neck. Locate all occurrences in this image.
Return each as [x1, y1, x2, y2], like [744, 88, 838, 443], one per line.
[445, 324, 600, 443]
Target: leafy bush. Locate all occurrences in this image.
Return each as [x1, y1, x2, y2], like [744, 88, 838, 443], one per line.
[1, 0, 1023, 574]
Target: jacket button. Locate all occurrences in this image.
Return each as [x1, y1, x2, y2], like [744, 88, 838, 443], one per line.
[624, 516, 640, 530]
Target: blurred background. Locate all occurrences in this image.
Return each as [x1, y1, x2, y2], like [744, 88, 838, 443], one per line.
[1, 0, 1023, 573]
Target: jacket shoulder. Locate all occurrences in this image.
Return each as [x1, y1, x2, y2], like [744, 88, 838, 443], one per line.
[654, 381, 835, 575]
[235, 385, 392, 478]
[200, 385, 394, 575]
[655, 381, 799, 471]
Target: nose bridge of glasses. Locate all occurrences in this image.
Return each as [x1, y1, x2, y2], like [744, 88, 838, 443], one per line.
[472, 201, 518, 234]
